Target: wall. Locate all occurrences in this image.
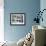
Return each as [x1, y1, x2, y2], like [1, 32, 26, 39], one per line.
[0, 0, 4, 42]
[4, 0, 40, 42]
[40, 0, 46, 27]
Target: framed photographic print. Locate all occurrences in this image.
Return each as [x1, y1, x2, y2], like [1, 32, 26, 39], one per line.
[10, 13, 26, 26]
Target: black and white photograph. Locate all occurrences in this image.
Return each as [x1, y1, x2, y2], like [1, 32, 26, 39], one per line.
[10, 13, 25, 25]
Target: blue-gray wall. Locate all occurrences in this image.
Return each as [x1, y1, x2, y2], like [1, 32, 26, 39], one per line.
[4, 0, 40, 42]
[40, 0, 46, 27]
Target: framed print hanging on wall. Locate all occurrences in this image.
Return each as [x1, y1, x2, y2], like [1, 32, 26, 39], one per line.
[10, 13, 26, 26]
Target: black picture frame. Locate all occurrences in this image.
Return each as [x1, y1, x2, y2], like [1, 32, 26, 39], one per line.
[10, 13, 26, 26]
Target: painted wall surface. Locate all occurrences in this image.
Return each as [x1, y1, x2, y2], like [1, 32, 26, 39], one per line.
[0, 0, 4, 42]
[40, 0, 46, 27]
[4, 0, 40, 42]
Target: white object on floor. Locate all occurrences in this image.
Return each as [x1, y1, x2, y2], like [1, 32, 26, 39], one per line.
[17, 37, 25, 46]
